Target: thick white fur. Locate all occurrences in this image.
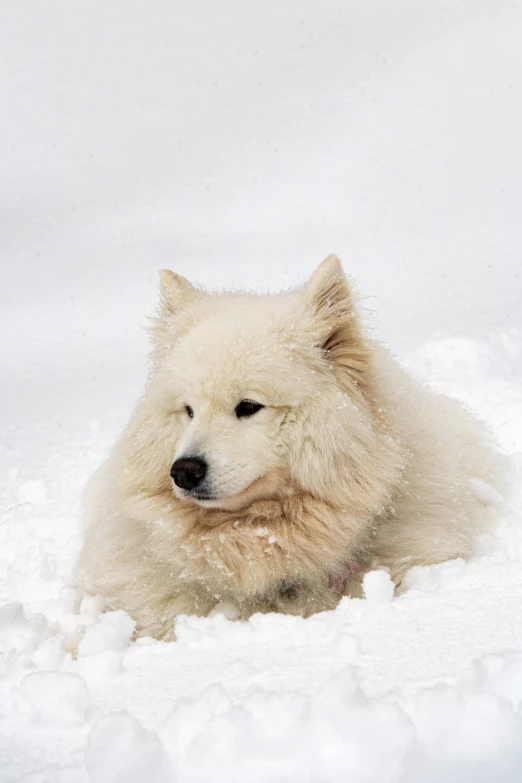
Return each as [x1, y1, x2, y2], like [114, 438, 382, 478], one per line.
[77, 256, 505, 640]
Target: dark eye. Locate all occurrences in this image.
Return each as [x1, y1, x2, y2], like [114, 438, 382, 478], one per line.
[185, 405, 194, 418]
[235, 400, 264, 418]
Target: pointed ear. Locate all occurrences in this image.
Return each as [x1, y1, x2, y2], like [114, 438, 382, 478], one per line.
[158, 269, 200, 315]
[305, 255, 371, 387]
[147, 270, 204, 365]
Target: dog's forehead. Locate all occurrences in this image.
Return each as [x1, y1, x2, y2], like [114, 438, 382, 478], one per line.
[169, 295, 320, 401]
[180, 296, 301, 357]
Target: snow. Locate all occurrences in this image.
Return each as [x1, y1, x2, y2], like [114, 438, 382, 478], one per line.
[1, 0, 521, 781]
[20, 672, 90, 724]
[78, 611, 136, 658]
[85, 713, 173, 783]
[361, 569, 395, 604]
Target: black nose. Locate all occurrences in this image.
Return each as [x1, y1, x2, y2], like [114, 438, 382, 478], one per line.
[170, 457, 207, 491]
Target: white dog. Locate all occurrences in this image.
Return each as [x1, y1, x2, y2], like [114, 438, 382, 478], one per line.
[77, 256, 504, 639]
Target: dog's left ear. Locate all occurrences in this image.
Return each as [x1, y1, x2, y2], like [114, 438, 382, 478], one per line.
[305, 255, 371, 386]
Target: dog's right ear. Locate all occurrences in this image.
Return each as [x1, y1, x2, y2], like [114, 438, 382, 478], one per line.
[147, 270, 204, 363]
[159, 269, 200, 315]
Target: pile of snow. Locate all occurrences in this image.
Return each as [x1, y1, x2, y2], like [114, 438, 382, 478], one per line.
[1, 0, 521, 781]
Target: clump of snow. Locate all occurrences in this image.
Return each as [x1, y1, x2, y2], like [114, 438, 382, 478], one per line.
[75, 611, 136, 678]
[362, 569, 395, 603]
[78, 611, 135, 656]
[208, 600, 241, 620]
[0, 603, 53, 657]
[85, 712, 173, 783]
[79, 593, 107, 624]
[19, 671, 90, 723]
[469, 477, 505, 507]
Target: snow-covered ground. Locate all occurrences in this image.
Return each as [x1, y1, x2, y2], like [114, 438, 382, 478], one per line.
[1, 1, 522, 781]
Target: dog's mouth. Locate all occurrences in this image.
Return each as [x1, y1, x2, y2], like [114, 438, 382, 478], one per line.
[173, 473, 280, 511]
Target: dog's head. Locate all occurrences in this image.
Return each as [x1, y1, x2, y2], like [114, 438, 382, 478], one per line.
[138, 255, 380, 512]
